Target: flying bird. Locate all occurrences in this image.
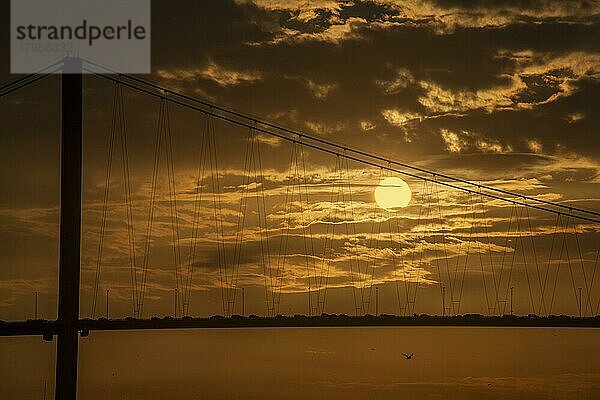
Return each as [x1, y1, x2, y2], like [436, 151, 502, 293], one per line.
[402, 353, 414, 360]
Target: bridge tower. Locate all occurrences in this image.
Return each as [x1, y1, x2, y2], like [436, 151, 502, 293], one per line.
[55, 56, 83, 400]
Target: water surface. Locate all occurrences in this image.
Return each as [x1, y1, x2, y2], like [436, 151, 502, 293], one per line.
[2, 327, 599, 399]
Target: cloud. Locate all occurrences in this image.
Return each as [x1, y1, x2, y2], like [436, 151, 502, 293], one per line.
[440, 129, 468, 153]
[565, 112, 585, 123]
[418, 77, 526, 113]
[360, 121, 377, 131]
[256, 134, 284, 147]
[306, 79, 338, 98]
[381, 109, 422, 126]
[376, 68, 415, 94]
[251, 0, 341, 13]
[305, 120, 347, 135]
[526, 139, 543, 153]
[157, 61, 263, 87]
[270, 17, 368, 44]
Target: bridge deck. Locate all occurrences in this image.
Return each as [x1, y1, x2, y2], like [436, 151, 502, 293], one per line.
[2, 315, 600, 338]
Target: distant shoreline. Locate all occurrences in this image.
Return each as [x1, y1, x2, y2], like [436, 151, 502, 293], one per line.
[2, 314, 600, 338]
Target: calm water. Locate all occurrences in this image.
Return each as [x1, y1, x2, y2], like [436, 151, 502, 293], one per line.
[2, 327, 600, 399]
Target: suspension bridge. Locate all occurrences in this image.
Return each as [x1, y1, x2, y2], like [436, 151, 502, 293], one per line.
[1, 57, 600, 398]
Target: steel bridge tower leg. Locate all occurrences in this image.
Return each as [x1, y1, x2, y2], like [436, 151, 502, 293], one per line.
[55, 57, 83, 400]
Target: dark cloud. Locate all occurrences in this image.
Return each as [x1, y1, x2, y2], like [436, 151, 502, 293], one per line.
[150, 0, 279, 68]
[338, 1, 399, 22]
[429, 0, 596, 13]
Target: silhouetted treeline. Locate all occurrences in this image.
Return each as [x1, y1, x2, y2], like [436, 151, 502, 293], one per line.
[2, 313, 600, 338]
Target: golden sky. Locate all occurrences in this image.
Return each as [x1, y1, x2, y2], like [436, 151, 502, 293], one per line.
[0, 0, 599, 320]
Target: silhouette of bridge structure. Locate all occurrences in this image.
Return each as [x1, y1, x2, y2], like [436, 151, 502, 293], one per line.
[1, 57, 600, 398]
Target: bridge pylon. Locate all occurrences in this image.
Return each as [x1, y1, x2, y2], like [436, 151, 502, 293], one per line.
[55, 56, 83, 400]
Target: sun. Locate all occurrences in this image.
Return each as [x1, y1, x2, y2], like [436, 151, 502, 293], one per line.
[374, 177, 412, 211]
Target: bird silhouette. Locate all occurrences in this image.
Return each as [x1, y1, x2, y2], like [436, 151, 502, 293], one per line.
[402, 353, 414, 360]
